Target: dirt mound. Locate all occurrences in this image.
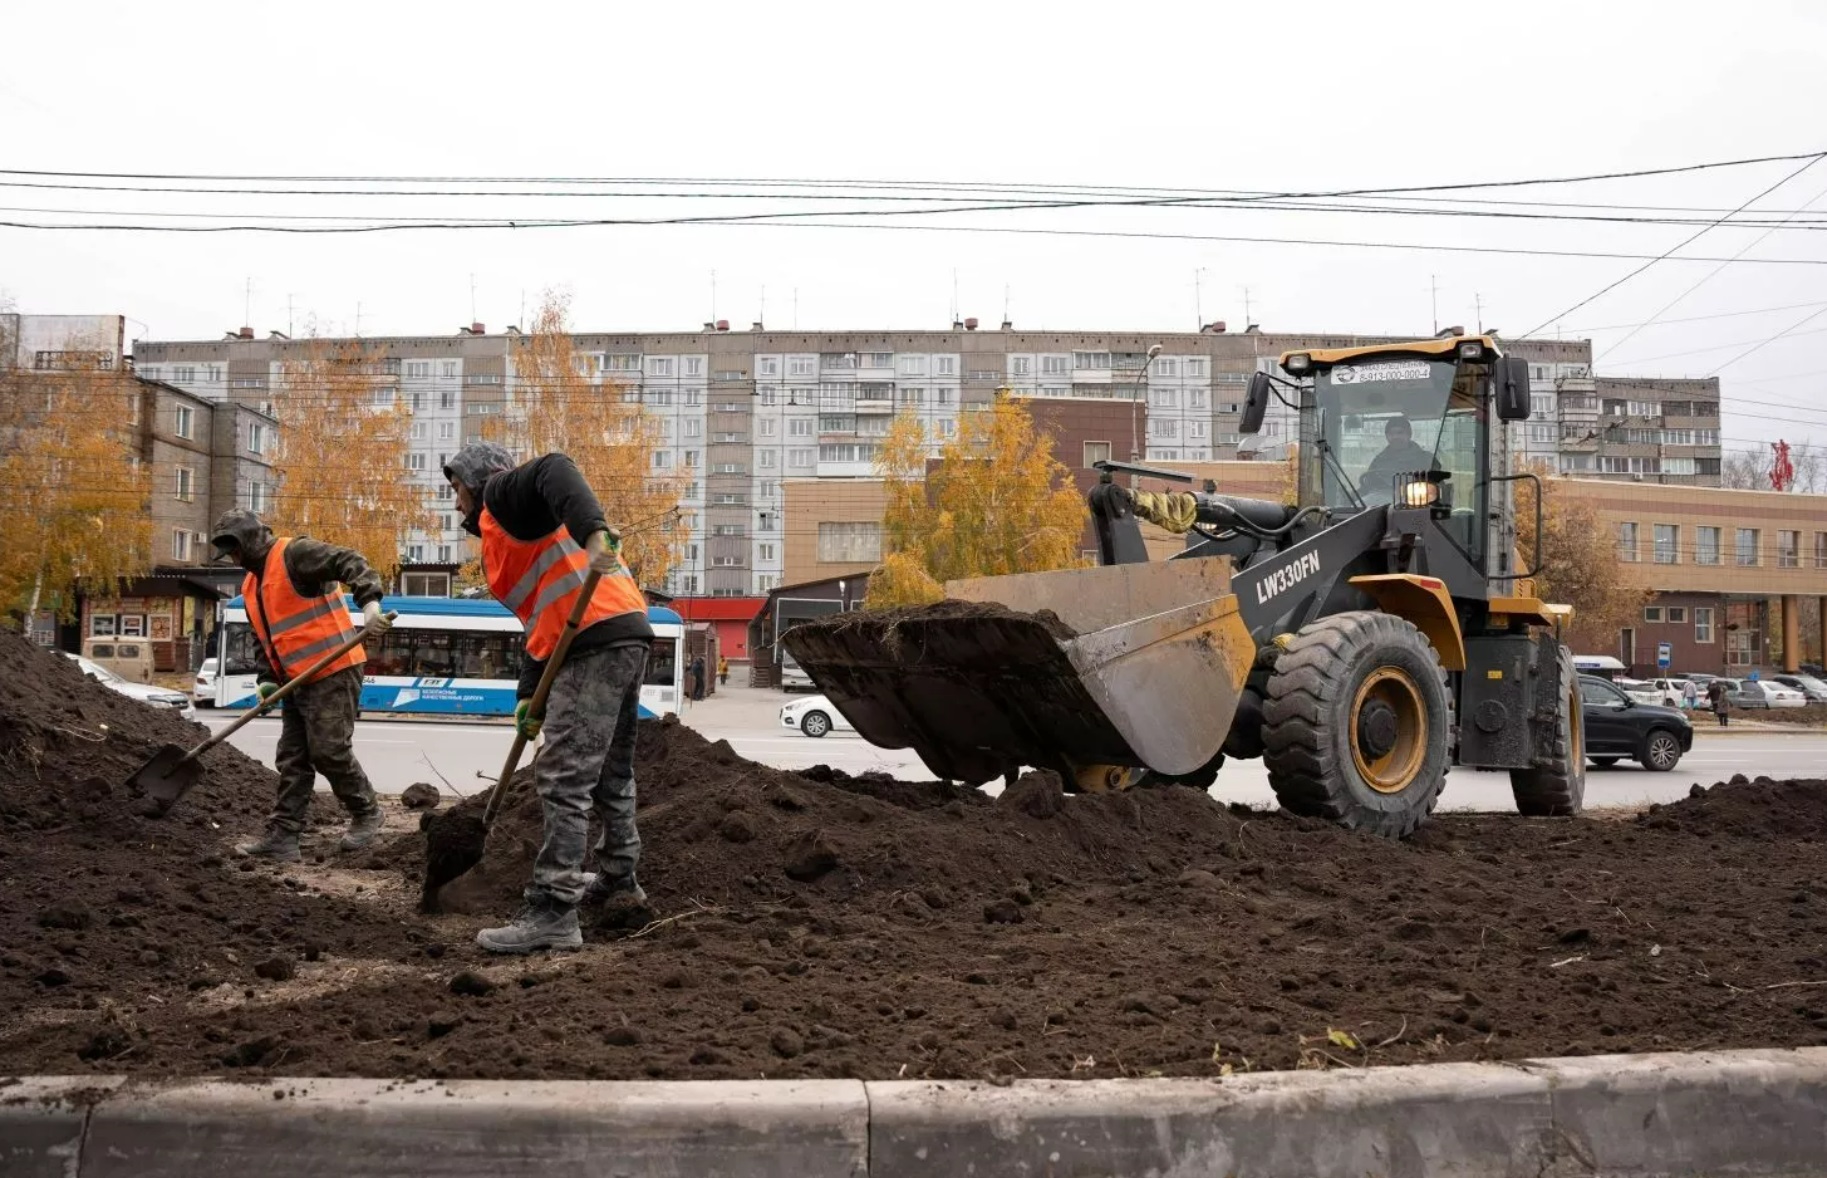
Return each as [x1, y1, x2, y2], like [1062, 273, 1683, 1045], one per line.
[7, 670, 1827, 1084]
[0, 630, 430, 1045]
[1639, 776, 1827, 840]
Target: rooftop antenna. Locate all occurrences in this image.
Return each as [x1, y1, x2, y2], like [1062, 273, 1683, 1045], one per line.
[1475, 292, 1485, 333]
[1242, 285, 1253, 327]
[469, 272, 478, 323]
[760, 284, 767, 326]
[355, 302, 363, 336]
[286, 293, 295, 338]
[1194, 268, 1206, 330]
[951, 269, 959, 322]
[243, 277, 253, 327]
[1431, 275, 1439, 335]
[710, 270, 717, 321]
[793, 288, 799, 330]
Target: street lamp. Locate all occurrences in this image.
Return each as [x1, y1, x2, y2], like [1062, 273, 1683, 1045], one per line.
[1130, 344, 1164, 481]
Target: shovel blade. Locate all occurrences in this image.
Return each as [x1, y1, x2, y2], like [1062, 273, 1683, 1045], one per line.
[129, 744, 202, 814]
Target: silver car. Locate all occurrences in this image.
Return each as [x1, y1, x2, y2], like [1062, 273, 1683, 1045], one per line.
[64, 653, 197, 720]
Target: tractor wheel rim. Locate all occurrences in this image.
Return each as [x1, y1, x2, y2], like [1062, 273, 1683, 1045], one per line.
[1351, 667, 1428, 794]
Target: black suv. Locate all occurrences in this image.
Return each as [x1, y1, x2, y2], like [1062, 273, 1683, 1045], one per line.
[1578, 675, 1693, 772]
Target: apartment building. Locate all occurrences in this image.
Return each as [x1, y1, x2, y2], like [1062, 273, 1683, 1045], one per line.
[134, 319, 1726, 598]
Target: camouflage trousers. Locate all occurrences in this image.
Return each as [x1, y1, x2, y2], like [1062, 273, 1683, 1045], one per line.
[527, 643, 648, 909]
[271, 666, 378, 833]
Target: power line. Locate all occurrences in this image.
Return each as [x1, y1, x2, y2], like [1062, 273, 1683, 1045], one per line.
[1712, 304, 1827, 375]
[1523, 151, 1827, 338]
[1561, 300, 1827, 333]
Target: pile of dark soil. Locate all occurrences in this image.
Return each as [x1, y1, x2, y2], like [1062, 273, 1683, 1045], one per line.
[5, 645, 1827, 1084]
[0, 630, 432, 1066]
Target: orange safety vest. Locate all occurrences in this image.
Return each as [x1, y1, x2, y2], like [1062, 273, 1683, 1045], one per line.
[243, 538, 366, 685]
[479, 510, 645, 659]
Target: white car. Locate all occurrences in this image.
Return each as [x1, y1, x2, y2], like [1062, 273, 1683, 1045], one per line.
[1723, 679, 1809, 709]
[193, 657, 219, 707]
[1618, 679, 1663, 706]
[64, 653, 197, 719]
[780, 694, 854, 739]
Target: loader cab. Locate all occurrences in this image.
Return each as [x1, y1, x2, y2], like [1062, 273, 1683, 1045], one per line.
[1253, 335, 1528, 581]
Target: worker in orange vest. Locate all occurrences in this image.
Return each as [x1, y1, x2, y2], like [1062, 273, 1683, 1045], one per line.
[208, 509, 393, 862]
[444, 443, 654, 954]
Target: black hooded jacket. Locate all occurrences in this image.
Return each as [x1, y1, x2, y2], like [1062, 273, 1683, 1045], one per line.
[444, 445, 653, 699]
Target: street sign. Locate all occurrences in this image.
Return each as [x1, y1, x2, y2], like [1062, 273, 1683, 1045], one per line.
[1656, 641, 1671, 670]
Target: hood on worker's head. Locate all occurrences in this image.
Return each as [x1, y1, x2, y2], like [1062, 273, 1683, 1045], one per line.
[443, 441, 517, 529]
[209, 509, 273, 567]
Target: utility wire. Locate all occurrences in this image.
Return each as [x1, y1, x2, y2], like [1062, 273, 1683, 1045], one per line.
[1524, 151, 1827, 337]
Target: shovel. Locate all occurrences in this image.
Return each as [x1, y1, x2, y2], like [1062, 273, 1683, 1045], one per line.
[130, 612, 396, 815]
[421, 569, 604, 903]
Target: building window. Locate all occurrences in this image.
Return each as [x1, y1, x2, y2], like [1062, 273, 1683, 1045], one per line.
[789, 448, 814, 468]
[1667, 606, 1687, 623]
[405, 361, 430, 379]
[1074, 351, 1111, 370]
[1011, 356, 1031, 375]
[247, 423, 267, 455]
[758, 419, 775, 437]
[759, 357, 780, 376]
[406, 452, 427, 471]
[89, 614, 116, 637]
[1643, 606, 1663, 623]
[1696, 526, 1720, 566]
[1084, 441, 1113, 467]
[174, 405, 195, 440]
[1815, 531, 1827, 570]
[1616, 522, 1639, 562]
[1154, 358, 1178, 377]
[648, 357, 675, 376]
[759, 449, 777, 468]
[1778, 530, 1801, 568]
[439, 391, 456, 410]
[788, 418, 812, 437]
[653, 451, 671, 469]
[758, 543, 777, 562]
[1726, 627, 1757, 667]
[789, 357, 815, 376]
[407, 544, 425, 562]
[1736, 527, 1760, 566]
[1694, 607, 1714, 644]
[1653, 524, 1678, 565]
[249, 482, 270, 512]
[817, 521, 883, 563]
[1185, 359, 1207, 377]
[936, 356, 956, 376]
[172, 529, 193, 562]
[1041, 355, 1069, 375]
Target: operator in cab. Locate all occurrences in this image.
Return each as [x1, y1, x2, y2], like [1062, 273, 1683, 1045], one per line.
[1358, 415, 1440, 499]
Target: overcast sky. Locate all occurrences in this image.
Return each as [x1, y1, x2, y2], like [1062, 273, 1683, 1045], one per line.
[5, 0, 1826, 451]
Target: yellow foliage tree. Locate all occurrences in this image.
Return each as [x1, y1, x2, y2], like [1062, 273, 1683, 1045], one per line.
[504, 293, 685, 587]
[1514, 465, 1652, 651]
[865, 393, 1087, 609]
[265, 338, 433, 577]
[0, 356, 153, 626]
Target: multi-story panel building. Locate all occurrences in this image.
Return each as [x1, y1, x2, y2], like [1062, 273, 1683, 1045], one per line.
[135, 320, 1727, 597]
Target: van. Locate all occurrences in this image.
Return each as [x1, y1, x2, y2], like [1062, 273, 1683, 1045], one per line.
[1571, 654, 1627, 680]
[82, 638, 154, 684]
[779, 651, 814, 693]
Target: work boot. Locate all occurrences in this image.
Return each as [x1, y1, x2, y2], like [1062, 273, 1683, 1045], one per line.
[581, 872, 647, 906]
[235, 827, 300, 863]
[339, 808, 385, 851]
[476, 902, 582, 955]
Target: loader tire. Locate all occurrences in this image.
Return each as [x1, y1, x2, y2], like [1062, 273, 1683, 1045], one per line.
[1509, 644, 1585, 816]
[1261, 611, 1449, 840]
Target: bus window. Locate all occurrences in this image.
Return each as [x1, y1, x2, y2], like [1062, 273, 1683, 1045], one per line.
[222, 623, 263, 676]
[645, 637, 677, 687]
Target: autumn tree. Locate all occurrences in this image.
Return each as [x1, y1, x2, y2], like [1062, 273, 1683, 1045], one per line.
[265, 338, 433, 577]
[1513, 465, 1652, 650]
[504, 292, 684, 587]
[0, 353, 154, 628]
[865, 393, 1087, 608]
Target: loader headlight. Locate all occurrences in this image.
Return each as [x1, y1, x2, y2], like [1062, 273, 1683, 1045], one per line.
[1398, 480, 1439, 507]
[1457, 341, 1486, 361]
[1285, 353, 1312, 373]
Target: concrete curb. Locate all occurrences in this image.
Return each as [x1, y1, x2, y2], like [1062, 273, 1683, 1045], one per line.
[5, 1048, 1827, 1176]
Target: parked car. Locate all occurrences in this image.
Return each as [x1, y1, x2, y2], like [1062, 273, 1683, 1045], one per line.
[192, 657, 220, 707]
[1572, 654, 1627, 680]
[1773, 674, 1827, 703]
[1633, 677, 1698, 708]
[1617, 679, 1663, 706]
[780, 694, 854, 739]
[1723, 679, 1808, 709]
[778, 652, 815, 693]
[1578, 675, 1691, 772]
[64, 653, 196, 719]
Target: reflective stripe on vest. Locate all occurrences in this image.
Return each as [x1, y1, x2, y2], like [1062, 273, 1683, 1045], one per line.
[479, 510, 645, 660]
[242, 538, 366, 685]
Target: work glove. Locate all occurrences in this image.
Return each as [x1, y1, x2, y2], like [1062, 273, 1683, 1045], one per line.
[361, 601, 393, 637]
[514, 699, 543, 740]
[256, 681, 279, 702]
[585, 529, 622, 577]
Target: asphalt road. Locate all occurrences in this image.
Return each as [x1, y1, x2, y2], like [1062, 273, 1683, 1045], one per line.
[201, 687, 1824, 813]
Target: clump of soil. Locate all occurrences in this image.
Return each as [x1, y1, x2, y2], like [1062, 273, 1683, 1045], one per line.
[0, 630, 429, 1038]
[7, 625, 1827, 1086]
[400, 783, 441, 810]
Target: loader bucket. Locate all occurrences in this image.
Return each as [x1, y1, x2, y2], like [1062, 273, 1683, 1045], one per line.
[779, 560, 1256, 787]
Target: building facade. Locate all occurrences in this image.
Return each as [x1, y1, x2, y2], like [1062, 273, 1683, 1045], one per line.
[134, 320, 1728, 599]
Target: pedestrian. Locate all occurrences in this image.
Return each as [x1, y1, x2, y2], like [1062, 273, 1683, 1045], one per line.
[443, 443, 653, 955]
[1682, 680, 1698, 711]
[718, 654, 729, 687]
[208, 509, 391, 862]
[689, 654, 706, 702]
[1707, 678, 1729, 726]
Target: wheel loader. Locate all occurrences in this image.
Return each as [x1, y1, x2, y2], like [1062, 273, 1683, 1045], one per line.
[780, 334, 1585, 838]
